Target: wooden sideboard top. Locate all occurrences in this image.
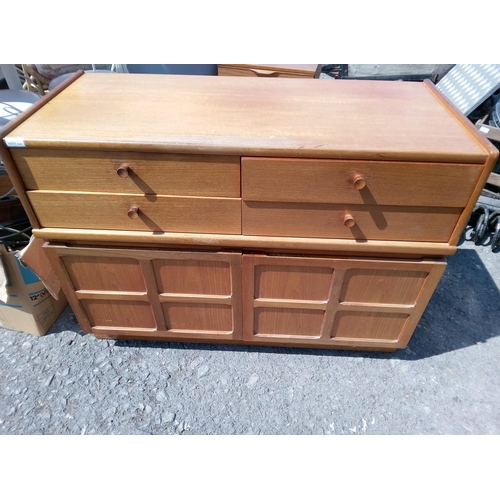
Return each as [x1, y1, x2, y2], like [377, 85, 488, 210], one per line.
[3, 73, 492, 163]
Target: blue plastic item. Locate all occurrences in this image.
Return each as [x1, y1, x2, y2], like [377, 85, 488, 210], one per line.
[126, 64, 218, 76]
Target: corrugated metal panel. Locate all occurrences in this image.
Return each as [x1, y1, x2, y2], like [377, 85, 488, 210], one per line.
[436, 64, 500, 116]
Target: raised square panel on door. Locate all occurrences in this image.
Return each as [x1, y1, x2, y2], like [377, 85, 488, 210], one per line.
[242, 255, 336, 345]
[43, 245, 242, 341]
[242, 254, 446, 349]
[49, 249, 156, 332]
[152, 251, 242, 340]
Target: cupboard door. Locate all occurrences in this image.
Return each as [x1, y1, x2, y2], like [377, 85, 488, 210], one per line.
[43, 244, 242, 341]
[152, 252, 242, 339]
[242, 254, 446, 349]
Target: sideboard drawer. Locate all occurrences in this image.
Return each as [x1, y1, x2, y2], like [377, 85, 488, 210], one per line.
[242, 201, 461, 242]
[13, 149, 241, 198]
[28, 191, 242, 234]
[242, 157, 481, 207]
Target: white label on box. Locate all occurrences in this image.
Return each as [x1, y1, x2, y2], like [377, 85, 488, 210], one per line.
[4, 137, 25, 147]
[479, 126, 489, 134]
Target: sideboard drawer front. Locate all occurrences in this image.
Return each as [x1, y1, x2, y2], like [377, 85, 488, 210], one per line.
[13, 149, 241, 198]
[242, 157, 481, 207]
[242, 201, 461, 242]
[28, 191, 242, 234]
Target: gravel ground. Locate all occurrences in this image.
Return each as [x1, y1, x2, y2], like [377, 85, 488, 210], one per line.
[0, 231, 499, 435]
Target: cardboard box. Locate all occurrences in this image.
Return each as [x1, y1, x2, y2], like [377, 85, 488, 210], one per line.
[0, 244, 68, 336]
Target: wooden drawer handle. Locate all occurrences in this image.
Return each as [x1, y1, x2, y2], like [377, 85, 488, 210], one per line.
[352, 174, 366, 190]
[344, 214, 356, 228]
[249, 69, 280, 77]
[117, 164, 130, 178]
[128, 206, 139, 219]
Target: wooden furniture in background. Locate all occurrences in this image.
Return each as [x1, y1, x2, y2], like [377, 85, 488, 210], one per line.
[217, 64, 322, 78]
[1, 73, 497, 351]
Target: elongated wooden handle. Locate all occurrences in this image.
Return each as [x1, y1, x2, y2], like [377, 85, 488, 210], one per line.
[344, 214, 355, 228]
[128, 206, 139, 219]
[117, 165, 130, 178]
[250, 69, 280, 77]
[352, 174, 366, 190]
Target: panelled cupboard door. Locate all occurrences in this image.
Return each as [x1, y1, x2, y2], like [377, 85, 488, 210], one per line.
[242, 254, 446, 349]
[43, 244, 242, 341]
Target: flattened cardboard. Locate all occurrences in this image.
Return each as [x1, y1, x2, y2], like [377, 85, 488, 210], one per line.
[0, 244, 67, 336]
[17, 236, 61, 299]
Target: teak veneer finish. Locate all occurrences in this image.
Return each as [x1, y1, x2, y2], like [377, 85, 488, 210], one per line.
[242, 254, 446, 349]
[13, 149, 241, 197]
[43, 244, 243, 341]
[2, 73, 498, 351]
[28, 191, 242, 234]
[4, 74, 488, 163]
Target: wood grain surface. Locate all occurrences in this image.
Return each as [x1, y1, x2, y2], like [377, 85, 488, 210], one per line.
[340, 268, 428, 305]
[153, 259, 231, 295]
[28, 191, 241, 234]
[44, 243, 243, 340]
[14, 149, 240, 197]
[331, 311, 409, 341]
[33, 227, 457, 256]
[0, 142, 41, 229]
[82, 300, 156, 329]
[217, 64, 320, 78]
[242, 254, 446, 348]
[242, 157, 482, 207]
[242, 201, 461, 242]
[4, 74, 488, 163]
[61, 255, 146, 292]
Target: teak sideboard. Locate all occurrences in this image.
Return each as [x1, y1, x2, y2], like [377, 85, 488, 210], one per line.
[1, 73, 497, 352]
